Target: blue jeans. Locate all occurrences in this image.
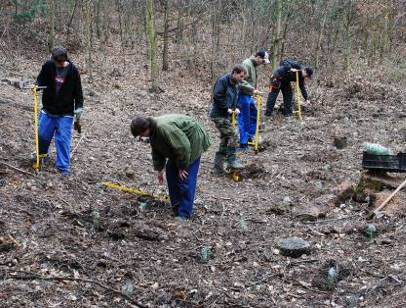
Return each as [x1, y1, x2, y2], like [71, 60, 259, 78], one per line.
[38, 112, 73, 173]
[165, 158, 201, 219]
[238, 94, 257, 147]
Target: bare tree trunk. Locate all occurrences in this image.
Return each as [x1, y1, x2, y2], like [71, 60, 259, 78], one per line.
[272, 0, 281, 70]
[314, 9, 328, 69]
[175, 6, 184, 44]
[240, 9, 247, 59]
[117, 0, 124, 46]
[102, 0, 110, 43]
[210, 0, 222, 82]
[162, 0, 169, 71]
[116, 0, 127, 72]
[67, 0, 79, 35]
[84, 0, 93, 80]
[343, 0, 354, 75]
[48, 0, 55, 51]
[279, 12, 291, 62]
[95, 0, 101, 39]
[379, 11, 390, 61]
[146, 0, 158, 91]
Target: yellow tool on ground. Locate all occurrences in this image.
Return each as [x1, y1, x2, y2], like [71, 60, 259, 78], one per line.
[102, 182, 170, 203]
[293, 71, 303, 121]
[248, 94, 262, 152]
[32, 85, 47, 171]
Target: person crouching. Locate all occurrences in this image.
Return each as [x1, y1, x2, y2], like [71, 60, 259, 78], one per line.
[131, 114, 211, 221]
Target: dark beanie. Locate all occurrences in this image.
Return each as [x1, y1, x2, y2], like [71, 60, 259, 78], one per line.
[255, 51, 266, 58]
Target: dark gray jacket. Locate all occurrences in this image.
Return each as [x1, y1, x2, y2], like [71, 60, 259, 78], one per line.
[210, 74, 238, 118]
[272, 66, 308, 101]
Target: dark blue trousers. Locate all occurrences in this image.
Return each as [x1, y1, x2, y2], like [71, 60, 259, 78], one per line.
[165, 158, 201, 219]
[38, 111, 73, 173]
[266, 82, 293, 117]
[238, 94, 257, 147]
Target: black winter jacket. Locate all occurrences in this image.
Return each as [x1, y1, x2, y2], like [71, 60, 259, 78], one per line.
[36, 60, 84, 115]
[210, 74, 239, 118]
[271, 61, 309, 100]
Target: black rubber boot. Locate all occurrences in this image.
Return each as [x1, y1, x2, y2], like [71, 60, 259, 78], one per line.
[213, 152, 226, 176]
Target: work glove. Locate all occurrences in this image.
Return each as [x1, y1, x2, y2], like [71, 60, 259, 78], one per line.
[74, 108, 83, 133]
[227, 108, 240, 115]
[74, 108, 83, 121]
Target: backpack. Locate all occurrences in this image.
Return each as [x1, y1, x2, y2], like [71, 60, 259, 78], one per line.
[279, 59, 302, 70]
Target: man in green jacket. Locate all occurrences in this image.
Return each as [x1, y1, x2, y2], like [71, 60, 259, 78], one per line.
[238, 51, 269, 150]
[131, 114, 211, 220]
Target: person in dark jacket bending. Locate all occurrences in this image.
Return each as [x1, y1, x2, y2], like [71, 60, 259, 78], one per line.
[265, 60, 313, 119]
[36, 47, 84, 175]
[131, 114, 211, 221]
[210, 65, 246, 175]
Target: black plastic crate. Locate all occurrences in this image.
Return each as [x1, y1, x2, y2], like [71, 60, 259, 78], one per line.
[362, 152, 406, 172]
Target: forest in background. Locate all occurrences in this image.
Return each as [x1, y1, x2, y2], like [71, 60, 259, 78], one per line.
[1, 0, 406, 90]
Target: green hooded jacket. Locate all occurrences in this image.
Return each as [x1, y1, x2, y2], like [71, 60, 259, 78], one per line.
[239, 57, 257, 96]
[149, 114, 211, 171]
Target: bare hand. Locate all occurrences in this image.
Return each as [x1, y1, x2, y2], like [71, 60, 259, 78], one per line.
[235, 108, 240, 115]
[158, 170, 164, 185]
[227, 108, 233, 114]
[253, 89, 262, 95]
[178, 169, 188, 181]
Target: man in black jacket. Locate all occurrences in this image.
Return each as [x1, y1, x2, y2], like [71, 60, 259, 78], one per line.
[265, 59, 313, 119]
[36, 47, 84, 175]
[210, 65, 246, 175]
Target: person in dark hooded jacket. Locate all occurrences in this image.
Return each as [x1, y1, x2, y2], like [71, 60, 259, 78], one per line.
[36, 47, 84, 175]
[210, 65, 246, 175]
[265, 59, 313, 119]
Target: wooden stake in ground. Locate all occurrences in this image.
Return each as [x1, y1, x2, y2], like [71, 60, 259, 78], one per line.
[370, 177, 406, 218]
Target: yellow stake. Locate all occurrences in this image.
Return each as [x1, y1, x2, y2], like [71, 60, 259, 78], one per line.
[231, 111, 237, 128]
[32, 86, 47, 171]
[102, 182, 170, 203]
[248, 94, 262, 152]
[294, 71, 303, 121]
[33, 85, 40, 171]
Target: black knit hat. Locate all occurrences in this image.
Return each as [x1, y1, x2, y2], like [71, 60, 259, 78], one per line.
[51, 47, 68, 61]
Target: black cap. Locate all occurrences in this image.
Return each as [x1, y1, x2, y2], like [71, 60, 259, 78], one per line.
[51, 47, 68, 61]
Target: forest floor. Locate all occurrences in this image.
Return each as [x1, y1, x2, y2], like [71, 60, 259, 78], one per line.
[1, 45, 406, 308]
